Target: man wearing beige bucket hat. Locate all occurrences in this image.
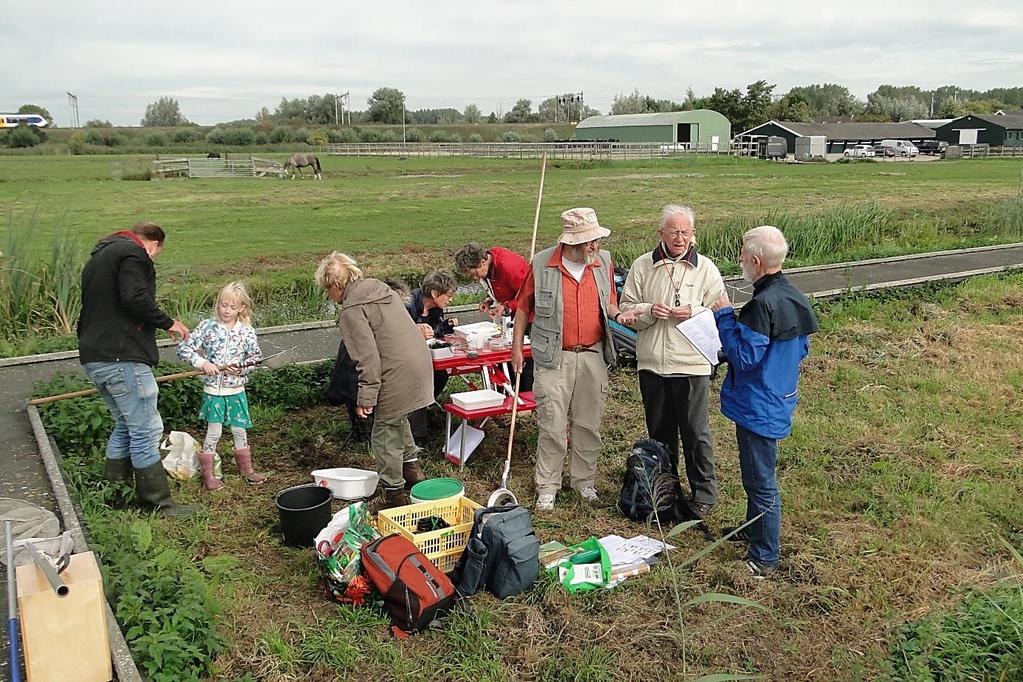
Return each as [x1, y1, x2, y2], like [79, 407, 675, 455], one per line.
[511, 208, 636, 511]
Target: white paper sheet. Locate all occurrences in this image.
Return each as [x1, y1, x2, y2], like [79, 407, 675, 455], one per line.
[675, 309, 722, 365]
[599, 534, 675, 567]
[445, 422, 486, 464]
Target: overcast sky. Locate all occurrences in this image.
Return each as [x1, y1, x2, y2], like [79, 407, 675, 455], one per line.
[4, 0, 1021, 126]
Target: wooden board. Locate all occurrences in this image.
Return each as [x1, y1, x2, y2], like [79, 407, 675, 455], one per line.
[17, 551, 112, 682]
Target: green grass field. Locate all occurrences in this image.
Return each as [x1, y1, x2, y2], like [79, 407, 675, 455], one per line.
[3, 154, 1022, 275]
[2, 153, 1022, 357]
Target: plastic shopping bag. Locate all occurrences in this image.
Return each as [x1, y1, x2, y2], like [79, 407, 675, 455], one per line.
[161, 431, 220, 481]
[552, 536, 612, 594]
[316, 502, 381, 605]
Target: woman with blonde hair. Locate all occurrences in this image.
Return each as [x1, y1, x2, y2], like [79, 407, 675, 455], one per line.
[177, 281, 270, 488]
[316, 252, 434, 512]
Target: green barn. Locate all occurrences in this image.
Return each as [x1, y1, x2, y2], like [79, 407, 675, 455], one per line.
[573, 110, 731, 148]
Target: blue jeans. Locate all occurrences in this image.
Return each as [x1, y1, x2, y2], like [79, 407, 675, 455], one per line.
[736, 425, 781, 566]
[83, 362, 164, 469]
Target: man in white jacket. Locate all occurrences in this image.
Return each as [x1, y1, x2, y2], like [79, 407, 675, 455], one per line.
[620, 204, 726, 520]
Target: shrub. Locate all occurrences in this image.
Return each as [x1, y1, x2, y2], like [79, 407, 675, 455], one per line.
[171, 128, 197, 143]
[468, 133, 484, 143]
[253, 131, 268, 145]
[448, 132, 462, 143]
[5, 125, 42, 148]
[501, 131, 523, 143]
[269, 127, 291, 144]
[329, 127, 360, 143]
[144, 133, 166, 147]
[86, 129, 127, 148]
[85, 119, 113, 127]
[206, 126, 255, 146]
[543, 128, 558, 142]
[378, 130, 398, 143]
[404, 127, 423, 142]
[306, 129, 329, 146]
[359, 128, 384, 142]
[293, 127, 310, 144]
[67, 132, 88, 155]
[429, 130, 452, 143]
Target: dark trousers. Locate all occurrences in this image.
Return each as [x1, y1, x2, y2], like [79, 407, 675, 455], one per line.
[638, 371, 717, 506]
[410, 370, 449, 442]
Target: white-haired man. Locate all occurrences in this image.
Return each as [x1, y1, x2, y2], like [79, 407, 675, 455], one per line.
[619, 204, 726, 521]
[511, 208, 630, 511]
[711, 226, 818, 578]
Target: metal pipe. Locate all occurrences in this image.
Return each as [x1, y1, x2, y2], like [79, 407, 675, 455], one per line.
[5, 519, 22, 682]
[23, 543, 68, 598]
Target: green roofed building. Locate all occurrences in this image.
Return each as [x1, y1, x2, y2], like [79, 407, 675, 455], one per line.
[572, 110, 731, 148]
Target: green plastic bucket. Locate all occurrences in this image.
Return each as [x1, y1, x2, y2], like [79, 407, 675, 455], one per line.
[409, 478, 464, 504]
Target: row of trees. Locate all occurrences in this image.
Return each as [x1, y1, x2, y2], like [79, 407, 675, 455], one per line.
[13, 82, 1023, 136]
[610, 83, 1023, 130]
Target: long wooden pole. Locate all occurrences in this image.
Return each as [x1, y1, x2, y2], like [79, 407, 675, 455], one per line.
[27, 370, 203, 406]
[497, 152, 547, 495]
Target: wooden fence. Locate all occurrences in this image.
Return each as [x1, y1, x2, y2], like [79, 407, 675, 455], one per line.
[322, 141, 732, 160]
[153, 156, 286, 179]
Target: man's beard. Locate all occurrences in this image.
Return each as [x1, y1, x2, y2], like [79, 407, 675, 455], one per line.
[741, 261, 756, 283]
[565, 246, 595, 264]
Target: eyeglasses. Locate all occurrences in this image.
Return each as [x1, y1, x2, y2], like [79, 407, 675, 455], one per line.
[663, 231, 694, 239]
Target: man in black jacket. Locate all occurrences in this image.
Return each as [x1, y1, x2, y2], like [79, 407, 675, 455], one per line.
[79, 221, 194, 516]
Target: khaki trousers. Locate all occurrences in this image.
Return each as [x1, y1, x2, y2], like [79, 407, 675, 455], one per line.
[370, 414, 421, 489]
[532, 344, 608, 496]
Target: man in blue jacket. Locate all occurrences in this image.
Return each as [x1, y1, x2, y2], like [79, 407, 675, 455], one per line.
[712, 225, 818, 578]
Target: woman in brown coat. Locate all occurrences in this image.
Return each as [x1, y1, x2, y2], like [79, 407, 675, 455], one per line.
[316, 252, 434, 512]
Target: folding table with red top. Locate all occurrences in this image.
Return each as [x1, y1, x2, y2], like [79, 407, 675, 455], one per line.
[432, 345, 534, 471]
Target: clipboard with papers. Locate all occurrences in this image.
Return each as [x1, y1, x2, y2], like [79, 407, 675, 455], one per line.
[675, 309, 722, 365]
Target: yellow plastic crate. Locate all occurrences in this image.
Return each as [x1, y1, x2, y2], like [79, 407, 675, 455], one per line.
[377, 497, 481, 573]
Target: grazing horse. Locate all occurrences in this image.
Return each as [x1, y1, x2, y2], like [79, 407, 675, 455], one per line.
[284, 153, 322, 180]
[207, 151, 221, 159]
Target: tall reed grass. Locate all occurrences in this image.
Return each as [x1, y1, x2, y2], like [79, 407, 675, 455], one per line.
[610, 203, 897, 270]
[1, 208, 82, 342]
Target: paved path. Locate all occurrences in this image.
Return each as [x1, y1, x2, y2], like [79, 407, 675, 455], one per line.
[2, 242, 1022, 675]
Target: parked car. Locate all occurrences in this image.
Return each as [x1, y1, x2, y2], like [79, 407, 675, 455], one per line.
[843, 144, 876, 158]
[877, 139, 919, 157]
[916, 140, 948, 155]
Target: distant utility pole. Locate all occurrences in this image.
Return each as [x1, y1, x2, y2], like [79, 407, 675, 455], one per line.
[402, 100, 406, 143]
[336, 91, 351, 126]
[66, 92, 80, 128]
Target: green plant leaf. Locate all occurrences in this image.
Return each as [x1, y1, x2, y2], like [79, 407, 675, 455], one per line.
[693, 674, 760, 681]
[683, 592, 770, 612]
[667, 519, 704, 537]
[680, 514, 765, 569]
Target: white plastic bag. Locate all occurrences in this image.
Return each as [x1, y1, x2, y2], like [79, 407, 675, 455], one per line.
[161, 431, 220, 481]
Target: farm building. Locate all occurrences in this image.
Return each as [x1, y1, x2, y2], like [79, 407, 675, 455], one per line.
[573, 110, 731, 148]
[934, 114, 1023, 147]
[738, 121, 935, 154]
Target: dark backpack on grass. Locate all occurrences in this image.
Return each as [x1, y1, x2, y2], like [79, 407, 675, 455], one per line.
[618, 438, 684, 524]
[452, 504, 540, 599]
[361, 534, 456, 638]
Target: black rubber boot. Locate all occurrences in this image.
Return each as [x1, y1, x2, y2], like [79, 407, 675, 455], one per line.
[103, 457, 133, 485]
[134, 462, 197, 517]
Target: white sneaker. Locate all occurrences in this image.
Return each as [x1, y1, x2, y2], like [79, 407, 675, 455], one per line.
[536, 493, 556, 511]
[578, 487, 599, 504]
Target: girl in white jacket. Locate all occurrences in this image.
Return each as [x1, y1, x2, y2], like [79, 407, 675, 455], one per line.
[177, 281, 269, 489]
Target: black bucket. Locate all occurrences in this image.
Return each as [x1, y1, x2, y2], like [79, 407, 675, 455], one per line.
[275, 484, 333, 548]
